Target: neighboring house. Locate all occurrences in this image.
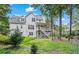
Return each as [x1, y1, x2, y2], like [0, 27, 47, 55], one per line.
[9, 12, 51, 38]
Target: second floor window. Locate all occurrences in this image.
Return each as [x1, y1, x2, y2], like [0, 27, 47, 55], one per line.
[32, 18, 35, 22]
[21, 18, 24, 21]
[28, 25, 34, 29]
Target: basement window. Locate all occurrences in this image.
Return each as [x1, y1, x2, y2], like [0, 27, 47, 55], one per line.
[29, 32, 33, 35]
[21, 25, 23, 28]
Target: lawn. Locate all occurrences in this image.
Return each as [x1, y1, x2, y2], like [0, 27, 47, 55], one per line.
[0, 37, 79, 54]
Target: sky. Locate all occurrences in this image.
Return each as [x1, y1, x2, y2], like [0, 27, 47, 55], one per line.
[8, 4, 69, 25]
[9, 4, 41, 16]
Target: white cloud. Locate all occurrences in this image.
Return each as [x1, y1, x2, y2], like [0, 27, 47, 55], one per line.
[62, 18, 65, 21]
[34, 13, 39, 15]
[25, 7, 34, 12]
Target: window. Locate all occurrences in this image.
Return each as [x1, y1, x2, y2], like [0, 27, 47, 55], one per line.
[29, 32, 33, 35]
[32, 18, 35, 22]
[21, 25, 23, 28]
[37, 19, 42, 22]
[39, 19, 42, 21]
[45, 31, 51, 32]
[28, 25, 34, 29]
[21, 18, 24, 21]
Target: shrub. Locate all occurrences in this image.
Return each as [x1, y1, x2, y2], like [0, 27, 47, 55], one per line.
[21, 36, 36, 45]
[31, 44, 38, 54]
[9, 28, 23, 47]
[0, 34, 9, 42]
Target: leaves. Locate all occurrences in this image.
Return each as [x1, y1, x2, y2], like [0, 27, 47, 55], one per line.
[0, 4, 10, 35]
[10, 27, 23, 47]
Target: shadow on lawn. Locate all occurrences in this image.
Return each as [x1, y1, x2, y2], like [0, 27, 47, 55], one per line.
[0, 44, 20, 54]
[0, 40, 21, 53]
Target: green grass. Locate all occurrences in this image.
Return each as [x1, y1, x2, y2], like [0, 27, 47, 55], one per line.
[0, 44, 30, 54]
[28, 39, 76, 53]
[0, 37, 78, 54]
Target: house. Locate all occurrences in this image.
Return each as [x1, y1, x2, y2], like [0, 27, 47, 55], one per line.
[9, 12, 51, 38]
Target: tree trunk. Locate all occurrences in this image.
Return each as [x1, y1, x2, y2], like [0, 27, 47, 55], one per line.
[59, 6, 62, 40]
[69, 4, 73, 41]
[38, 21, 41, 38]
[50, 13, 54, 40]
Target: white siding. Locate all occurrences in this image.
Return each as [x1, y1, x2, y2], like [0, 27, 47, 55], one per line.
[9, 13, 47, 37]
[9, 24, 27, 36]
[25, 13, 37, 37]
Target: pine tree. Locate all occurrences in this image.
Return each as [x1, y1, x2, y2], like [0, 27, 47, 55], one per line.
[10, 27, 23, 47]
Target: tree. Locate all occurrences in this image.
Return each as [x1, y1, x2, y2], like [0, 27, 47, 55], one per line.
[52, 5, 69, 40]
[0, 4, 11, 35]
[66, 4, 77, 41]
[68, 4, 73, 41]
[69, 5, 79, 40]
[10, 27, 23, 47]
[59, 6, 62, 40]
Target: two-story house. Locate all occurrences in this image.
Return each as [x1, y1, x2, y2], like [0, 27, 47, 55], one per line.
[9, 12, 51, 38]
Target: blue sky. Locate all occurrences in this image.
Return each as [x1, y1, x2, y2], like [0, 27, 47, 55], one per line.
[9, 4, 69, 25]
[9, 4, 41, 16]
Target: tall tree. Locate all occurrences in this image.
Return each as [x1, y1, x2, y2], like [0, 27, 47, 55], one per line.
[68, 4, 73, 41]
[53, 5, 69, 40]
[69, 5, 79, 39]
[0, 4, 11, 35]
[59, 6, 62, 40]
[67, 4, 76, 41]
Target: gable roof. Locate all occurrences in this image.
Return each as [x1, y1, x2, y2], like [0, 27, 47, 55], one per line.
[25, 12, 36, 17]
[9, 16, 26, 24]
[9, 12, 44, 24]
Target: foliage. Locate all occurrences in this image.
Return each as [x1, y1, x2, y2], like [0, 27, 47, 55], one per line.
[9, 28, 23, 47]
[0, 4, 11, 35]
[21, 36, 36, 46]
[0, 34, 9, 42]
[29, 39, 77, 53]
[0, 24, 9, 35]
[0, 45, 30, 54]
[31, 44, 38, 54]
[63, 30, 79, 38]
[0, 39, 79, 54]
